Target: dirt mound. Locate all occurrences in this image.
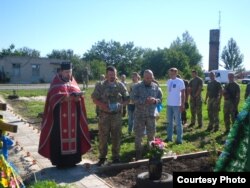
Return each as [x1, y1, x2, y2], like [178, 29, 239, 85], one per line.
[97, 154, 214, 188]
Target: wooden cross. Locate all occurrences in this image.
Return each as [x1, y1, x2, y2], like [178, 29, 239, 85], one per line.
[0, 103, 18, 133]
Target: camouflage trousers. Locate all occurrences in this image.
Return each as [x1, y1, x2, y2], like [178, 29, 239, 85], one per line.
[224, 100, 237, 131]
[190, 96, 203, 126]
[207, 98, 220, 130]
[82, 79, 88, 90]
[98, 112, 122, 160]
[134, 116, 156, 160]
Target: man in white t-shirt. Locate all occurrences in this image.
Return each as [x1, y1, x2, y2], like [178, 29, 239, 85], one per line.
[166, 67, 185, 144]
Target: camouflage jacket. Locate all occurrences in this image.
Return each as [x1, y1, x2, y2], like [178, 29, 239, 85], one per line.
[91, 80, 129, 112]
[131, 81, 162, 117]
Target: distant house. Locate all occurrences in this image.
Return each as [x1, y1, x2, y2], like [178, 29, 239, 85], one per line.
[0, 56, 64, 83]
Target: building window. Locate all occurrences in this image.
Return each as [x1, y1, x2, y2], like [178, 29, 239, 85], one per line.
[12, 64, 21, 77]
[32, 64, 40, 76]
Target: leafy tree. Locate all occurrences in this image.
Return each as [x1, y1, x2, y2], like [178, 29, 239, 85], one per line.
[15, 47, 40, 57]
[141, 47, 194, 79]
[47, 49, 74, 60]
[0, 44, 40, 57]
[116, 42, 144, 76]
[83, 40, 143, 75]
[221, 38, 244, 71]
[170, 31, 202, 68]
[90, 60, 106, 80]
[47, 49, 105, 81]
[0, 44, 15, 57]
[141, 47, 192, 79]
[71, 55, 87, 82]
[141, 48, 168, 78]
[165, 48, 190, 78]
[83, 40, 122, 65]
[47, 49, 88, 82]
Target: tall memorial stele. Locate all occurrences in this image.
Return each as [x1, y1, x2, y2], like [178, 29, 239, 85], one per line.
[209, 29, 220, 71]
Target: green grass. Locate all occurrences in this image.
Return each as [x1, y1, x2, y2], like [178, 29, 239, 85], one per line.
[1, 83, 248, 162]
[8, 100, 45, 119]
[27, 180, 71, 188]
[0, 89, 48, 97]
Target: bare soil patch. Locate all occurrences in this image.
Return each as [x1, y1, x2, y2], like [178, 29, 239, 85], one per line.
[97, 154, 214, 188]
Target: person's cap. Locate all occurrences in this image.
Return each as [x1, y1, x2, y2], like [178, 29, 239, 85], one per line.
[169, 67, 178, 72]
[61, 62, 72, 70]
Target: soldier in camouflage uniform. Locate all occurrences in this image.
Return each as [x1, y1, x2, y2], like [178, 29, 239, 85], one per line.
[82, 67, 89, 90]
[204, 72, 222, 132]
[91, 66, 129, 166]
[131, 70, 162, 160]
[223, 73, 240, 133]
[188, 70, 203, 128]
[120, 74, 128, 117]
[95, 74, 106, 118]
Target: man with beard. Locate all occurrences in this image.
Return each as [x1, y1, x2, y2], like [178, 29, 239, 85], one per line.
[92, 66, 129, 166]
[131, 69, 162, 160]
[38, 62, 91, 168]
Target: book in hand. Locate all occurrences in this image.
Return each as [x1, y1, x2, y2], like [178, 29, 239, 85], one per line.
[109, 103, 121, 112]
[70, 91, 84, 97]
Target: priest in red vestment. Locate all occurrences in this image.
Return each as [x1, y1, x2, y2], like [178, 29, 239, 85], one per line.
[38, 62, 91, 168]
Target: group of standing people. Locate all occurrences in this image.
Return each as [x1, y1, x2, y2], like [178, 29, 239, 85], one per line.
[204, 72, 240, 133]
[91, 67, 163, 163]
[179, 70, 240, 135]
[38, 61, 246, 168]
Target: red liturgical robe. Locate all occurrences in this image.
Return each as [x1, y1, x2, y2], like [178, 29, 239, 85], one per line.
[38, 74, 91, 161]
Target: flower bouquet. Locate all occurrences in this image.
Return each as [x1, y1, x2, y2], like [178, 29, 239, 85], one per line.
[147, 138, 166, 180]
[147, 137, 165, 160]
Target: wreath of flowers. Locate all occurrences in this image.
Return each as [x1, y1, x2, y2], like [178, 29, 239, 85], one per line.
[0, 155, 25, 188]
